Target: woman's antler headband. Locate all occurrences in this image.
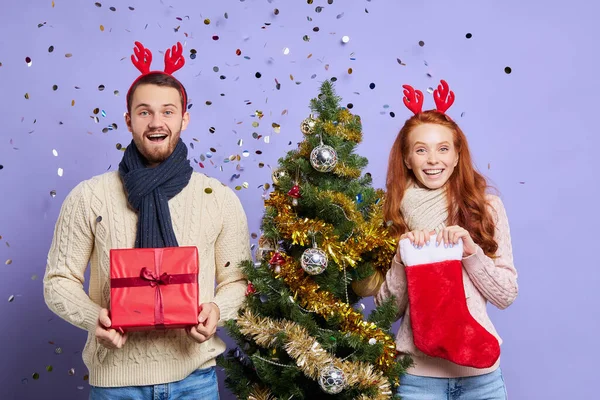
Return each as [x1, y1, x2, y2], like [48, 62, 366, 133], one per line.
[402, 80, 455, 115]
[126, 41, 187, 114]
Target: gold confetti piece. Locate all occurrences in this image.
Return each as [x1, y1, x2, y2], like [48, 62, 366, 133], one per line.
[24, 93, 30, 99]
[348, 68, 353, 74]
[272, 123, 280, 133]
[99, 25, 104, 31]
[65, 53, 72, 58]
[71, 100, 75, 106]
[5, 259, 12, 265]
[204, 188, 213, 194]
[289, 74, 294, 80]
[307, 53, 312, 58]
[252, 121, 259, 128]
[46, 365, 53, 372]
[52, 1, 55, 7]
[235, 186, 242, 191]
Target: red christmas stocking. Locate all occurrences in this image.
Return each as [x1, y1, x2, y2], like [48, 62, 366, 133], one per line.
[400, 236, 500, 368]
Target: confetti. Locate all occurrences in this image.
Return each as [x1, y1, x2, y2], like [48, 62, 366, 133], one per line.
[95, 2, 101, 7]
[341, 35, 350, 43]
[504, 67, 512, 74]
[204, 18, 210, 25]
[68, 368, 75, 376]
[46, 365, 53, 372]
[98, 84, 105, 91]
[109, 6, 116, 11]
[8, 295, 15, 302]
[96, 216, 103, 223]
[57, 168, 63, 177]
[24, 93, 30, 99]
[5, 259, 12, 265]
[65, 53, 73, 58]
[32, 373, 39, 380]
[283, 47, 290, 55]
[204, 188, 213, 194]
[100, 25, 104, 31]
[50, 190, 56, 197]
[418, 40, 425, 47]
[466, 33, 473, 39]
[369, 83, 375, 89]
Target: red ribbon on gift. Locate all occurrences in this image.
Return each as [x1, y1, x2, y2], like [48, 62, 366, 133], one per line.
[111, 267, 196, 328]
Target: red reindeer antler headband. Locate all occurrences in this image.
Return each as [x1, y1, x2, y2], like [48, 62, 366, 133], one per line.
[402, 79, 455, 116]
[126, 41, 187, 114]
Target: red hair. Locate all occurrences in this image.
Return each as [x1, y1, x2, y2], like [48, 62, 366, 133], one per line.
[383, 111, 498, 257]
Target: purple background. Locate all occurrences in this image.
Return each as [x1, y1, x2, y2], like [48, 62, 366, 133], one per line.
[1, 0, 597, 399]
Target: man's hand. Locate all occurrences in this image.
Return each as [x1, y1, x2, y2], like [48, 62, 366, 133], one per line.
[95, 308, 128, 349]
[186, 302, 220, 344]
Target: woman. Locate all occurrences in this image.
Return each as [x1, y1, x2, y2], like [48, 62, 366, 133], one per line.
[375, 81, 518, 399]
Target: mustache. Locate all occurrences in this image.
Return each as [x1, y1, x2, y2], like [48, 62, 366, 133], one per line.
[144, 127, 172, 135]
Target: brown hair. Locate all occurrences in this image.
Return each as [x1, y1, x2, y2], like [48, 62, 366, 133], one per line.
[383, 110, 498, 257]
[126, 72, 188, 114]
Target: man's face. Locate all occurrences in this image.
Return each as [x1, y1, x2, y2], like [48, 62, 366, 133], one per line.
[125, 84, 189, 167]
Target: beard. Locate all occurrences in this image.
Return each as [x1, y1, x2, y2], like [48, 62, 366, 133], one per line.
[132, 123, 182, 167]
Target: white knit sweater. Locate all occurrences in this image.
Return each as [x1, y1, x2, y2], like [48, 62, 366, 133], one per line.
[43, 171, 251, 387]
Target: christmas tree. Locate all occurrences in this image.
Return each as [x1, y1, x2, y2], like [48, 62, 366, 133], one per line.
[218, 80, 411, 399]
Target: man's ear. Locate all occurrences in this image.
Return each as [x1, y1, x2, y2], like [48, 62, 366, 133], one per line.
[181, 112, 190, 131]
[125, 113, 132, 133]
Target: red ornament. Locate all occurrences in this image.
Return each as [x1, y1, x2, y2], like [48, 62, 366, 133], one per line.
[287, 184, 301, 199]
[245, 282, 256, 296]
[269, 251, 285, 266]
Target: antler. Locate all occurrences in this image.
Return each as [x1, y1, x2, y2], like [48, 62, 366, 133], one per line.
[164, 42, 185, 74]
[131, 41, 152, 74]
[402, 85, 424, 115]
[433, 80, 455, 113]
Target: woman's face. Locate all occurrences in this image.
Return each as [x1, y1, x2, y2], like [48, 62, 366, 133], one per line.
[404, 123, 459, 189]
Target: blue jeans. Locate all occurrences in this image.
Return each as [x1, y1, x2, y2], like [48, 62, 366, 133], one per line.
[89, 367, 219, 400]
[397, 368, 507, 400]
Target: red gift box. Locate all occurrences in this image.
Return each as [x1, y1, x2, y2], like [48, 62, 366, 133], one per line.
[109, 246, 199, 332]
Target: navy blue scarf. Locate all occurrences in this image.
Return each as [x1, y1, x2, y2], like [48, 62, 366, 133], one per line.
[119, 139, 193, 248]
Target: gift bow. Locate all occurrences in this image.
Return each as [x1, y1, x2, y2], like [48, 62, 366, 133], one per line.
[140, 267, 172, 287]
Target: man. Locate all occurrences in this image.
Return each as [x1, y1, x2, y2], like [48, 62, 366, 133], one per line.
[43, 42, 250, 399]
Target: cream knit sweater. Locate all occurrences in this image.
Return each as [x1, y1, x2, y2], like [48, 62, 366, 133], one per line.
[376, 191, 518, 378]
[43, 171, 251, 387]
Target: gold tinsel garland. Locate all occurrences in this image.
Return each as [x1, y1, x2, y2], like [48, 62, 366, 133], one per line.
[238, 310, 393, 400]
[322, 121, 362, 143]
[271, 252, 399, 371]
[248, 385, 276, 400]
[265, 191, 396, 270]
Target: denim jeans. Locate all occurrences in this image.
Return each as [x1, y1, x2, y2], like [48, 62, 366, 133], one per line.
[397, 368, 507, 400]
[89, 367, 219, 400]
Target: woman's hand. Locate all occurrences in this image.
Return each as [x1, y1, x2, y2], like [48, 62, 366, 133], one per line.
[437, 225, 478, 257]
[400, 229, 436, 248]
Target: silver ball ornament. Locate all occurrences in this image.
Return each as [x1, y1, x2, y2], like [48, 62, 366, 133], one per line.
[300, 246, 328, 275]
[318, 365, 347, 394]
[310, 144, 338, 172]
